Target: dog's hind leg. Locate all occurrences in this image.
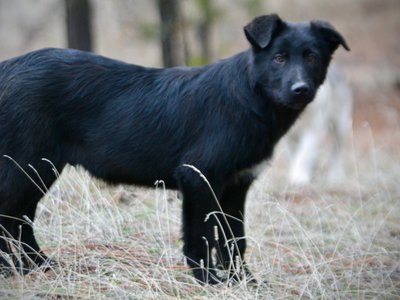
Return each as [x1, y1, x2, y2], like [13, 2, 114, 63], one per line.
[0, 215, 17, 278]
[0, 164, 28, 276]
[14, 198, 55, 273]
[0, 158, 61, 276]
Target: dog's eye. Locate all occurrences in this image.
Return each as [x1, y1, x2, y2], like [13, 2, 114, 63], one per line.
[305, 52, 318, 65]
[273, 53, 286, 65]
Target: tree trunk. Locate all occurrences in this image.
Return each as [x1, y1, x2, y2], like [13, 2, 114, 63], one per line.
[157, 0, 185, 67]
[65, 0, 93, 51]
[197, 0, 213, 64]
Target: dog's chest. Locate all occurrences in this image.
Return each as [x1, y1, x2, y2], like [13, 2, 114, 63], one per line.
[237, 158, 270, 179]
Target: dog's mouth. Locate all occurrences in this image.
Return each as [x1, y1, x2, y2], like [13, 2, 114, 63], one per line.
[274, 94, 314, 110]
[290, 94, 314, 109]
[265, 86, 316, 110]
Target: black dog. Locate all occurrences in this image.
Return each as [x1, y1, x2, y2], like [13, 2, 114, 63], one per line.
[0, 14, 349, 283]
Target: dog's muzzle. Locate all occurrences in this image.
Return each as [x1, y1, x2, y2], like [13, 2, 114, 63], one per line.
[291, 82, 310, 97]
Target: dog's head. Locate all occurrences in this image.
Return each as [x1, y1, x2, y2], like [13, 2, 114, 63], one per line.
[244, 14, 349, 110]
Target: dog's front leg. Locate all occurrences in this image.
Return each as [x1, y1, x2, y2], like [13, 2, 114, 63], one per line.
[216, 174, 256, 284]
[175, 165, 222, 284]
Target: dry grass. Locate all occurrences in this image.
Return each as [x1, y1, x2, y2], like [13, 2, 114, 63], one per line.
[0, 129, 399, 299]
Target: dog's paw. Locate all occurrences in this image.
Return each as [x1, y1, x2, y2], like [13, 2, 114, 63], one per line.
[192, 267, 223, 285]
[0, 266, 14, 279]
[34, 257, 62, 274]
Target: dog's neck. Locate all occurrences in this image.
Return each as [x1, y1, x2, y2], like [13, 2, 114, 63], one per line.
[271, 103, 305, 142]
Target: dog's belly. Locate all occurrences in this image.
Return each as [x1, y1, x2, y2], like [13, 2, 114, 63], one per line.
[67, 144, 179, 188]
[84, 160, 177, 188]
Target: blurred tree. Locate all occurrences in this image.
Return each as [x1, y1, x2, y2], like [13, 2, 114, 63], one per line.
[65, 0, 92, 51]
[157, 0, 185, 67]
[196, 0, 215, 64]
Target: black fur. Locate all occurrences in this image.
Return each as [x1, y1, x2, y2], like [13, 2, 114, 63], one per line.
[0, 14, 348, 283]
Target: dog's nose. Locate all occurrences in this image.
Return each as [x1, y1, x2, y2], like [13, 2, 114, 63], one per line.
[291, 82, 310, 95]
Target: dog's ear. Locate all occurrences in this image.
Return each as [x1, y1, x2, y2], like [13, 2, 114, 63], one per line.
[311, 20, 350, 52]
[244, 14, 284, 50]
